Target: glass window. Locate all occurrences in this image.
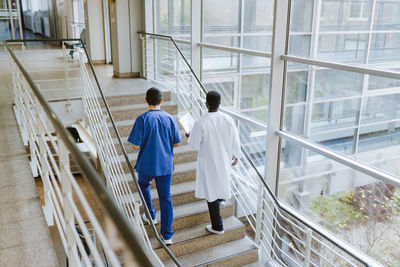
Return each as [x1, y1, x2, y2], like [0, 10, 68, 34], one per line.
[241, 54, 270, 71]
[290, 0, 313, 32]
[361, 94, 400, 125]
[243, 0, 274, 33]
[155, 0, 191, 39]
[317, 34, 368, 63]
[242, 35, 272, 53]
[202, 48, 239, 73]
[285, 71, 308, 104]
[368, 76, 400, 90]
[373, 0, 400, 30]
[314, 69, 364, 100]
[320, 0, 371, 31]
[240, 74, 269, 112]
[288, 35, 311, 57]
[369, 33, 400, 62]
[204, 80, 235, 107]
[202, 0, 240, 34]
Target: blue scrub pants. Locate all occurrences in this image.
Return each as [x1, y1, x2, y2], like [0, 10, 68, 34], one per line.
[138, 173, 173, 240]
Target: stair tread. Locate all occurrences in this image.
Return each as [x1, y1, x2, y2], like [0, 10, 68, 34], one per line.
[121, 181, 195, 203]
[119, 143, 196, 161]
[104, 101, 177, 112]
[164, 236, 259, 267]
[154, 199, 232, 221]
[152, 216, 244, 249]
[120, 161, 197, 183]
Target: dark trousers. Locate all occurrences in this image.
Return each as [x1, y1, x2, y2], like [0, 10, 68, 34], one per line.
[207, 199, 224, 231]
[138, 173, 174, 240]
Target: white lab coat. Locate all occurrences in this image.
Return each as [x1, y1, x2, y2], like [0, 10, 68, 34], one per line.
[188, 111, 241, 202]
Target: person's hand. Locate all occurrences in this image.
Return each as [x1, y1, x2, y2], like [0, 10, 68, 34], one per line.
[231, 156, 238, 166]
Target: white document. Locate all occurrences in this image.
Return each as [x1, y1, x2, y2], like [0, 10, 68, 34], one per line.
[179, 113, 195, 134]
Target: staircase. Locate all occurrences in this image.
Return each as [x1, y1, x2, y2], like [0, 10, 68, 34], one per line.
[102, 90, 260, 266]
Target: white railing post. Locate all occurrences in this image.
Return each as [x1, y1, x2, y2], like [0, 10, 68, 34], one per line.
[63, 41, 72, 112]
[175, 50, 180, 95]
[141, 34, 147, 79]
[25, 82, 39, 177]
[102, 114, 111, 189]
[59, 139, 78, 266]
[255, 180, 264, 245]
[304, 228, 312, 267]
[36, 96, 54, 226]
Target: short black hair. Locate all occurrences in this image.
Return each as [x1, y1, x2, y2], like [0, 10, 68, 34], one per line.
[146, 87, 162, 105]
[206, 91, 221, 110]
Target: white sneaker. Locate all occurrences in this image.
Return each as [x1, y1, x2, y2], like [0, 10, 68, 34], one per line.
[162, 237, 173, 245]
[206, 225, 224, 235]
[141, 213, 158, 225]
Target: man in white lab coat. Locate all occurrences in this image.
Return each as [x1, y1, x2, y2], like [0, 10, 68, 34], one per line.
[187, 91, 241, 234]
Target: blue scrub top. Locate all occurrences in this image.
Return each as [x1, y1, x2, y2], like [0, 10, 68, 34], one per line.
[128, 110, 181, 176]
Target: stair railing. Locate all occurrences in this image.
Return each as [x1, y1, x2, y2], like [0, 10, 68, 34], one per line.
[5, 39, 181, 267]
[4, 39, 160, 267]
[139, 32, 385, 267]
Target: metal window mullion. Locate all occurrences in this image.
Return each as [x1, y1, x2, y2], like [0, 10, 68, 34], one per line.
[265, 0, 290, 194]
[353, 0, 377, 154]
[191, 0, 201, 77]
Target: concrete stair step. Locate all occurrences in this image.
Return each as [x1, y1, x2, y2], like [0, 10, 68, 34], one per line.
[119, 144, 197, 172]
[30, 69, 81, 80]
[35, 78, 81, 91]
[242, 261, 264, 267]
[104, 102, 178, 122]
[121, 162, 197, 192]
[164, 236, 259, 267]
[100, 91, 171, 107]
[153, 216, 246, 261]
[124, 181, 196, 213]
[144, 200, 234, 236]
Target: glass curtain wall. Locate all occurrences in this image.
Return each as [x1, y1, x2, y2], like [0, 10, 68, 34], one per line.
[154, 0, 191, 59]
[202, 0, 273, 122]
[279, 0, 400, 265]
[148, 0, 400, 264]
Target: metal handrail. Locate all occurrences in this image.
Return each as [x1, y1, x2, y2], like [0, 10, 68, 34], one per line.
[139, 31, 383, 267]
[198, 42, 272, 58]
[3, 39, 157, 266]
[281, 55, 400, 80]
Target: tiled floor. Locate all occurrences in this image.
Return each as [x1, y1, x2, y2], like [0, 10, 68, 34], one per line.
[0, 50, 59, 266]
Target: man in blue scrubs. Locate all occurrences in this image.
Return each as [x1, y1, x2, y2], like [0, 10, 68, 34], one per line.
[128, 87, 181, 245]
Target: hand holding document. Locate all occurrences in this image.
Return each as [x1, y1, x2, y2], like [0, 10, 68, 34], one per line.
[179, 113, 195, 134]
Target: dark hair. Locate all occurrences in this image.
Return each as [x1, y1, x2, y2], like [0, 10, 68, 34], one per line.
[146, 87, 162, 105]
[206, 91, 221, 110]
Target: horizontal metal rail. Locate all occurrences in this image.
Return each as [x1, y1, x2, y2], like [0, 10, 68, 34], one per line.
[199, 42, 272, 58]
[277, 130, 400, 188]
[3, 39, 157, 266]
[281, 55, 400, 80]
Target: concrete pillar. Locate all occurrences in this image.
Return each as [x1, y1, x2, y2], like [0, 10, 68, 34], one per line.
[109, 0, 143, 78]
[84, 0, 106, 64]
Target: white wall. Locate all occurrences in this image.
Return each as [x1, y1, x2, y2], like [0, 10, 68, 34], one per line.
[84, 0, 105, 63]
